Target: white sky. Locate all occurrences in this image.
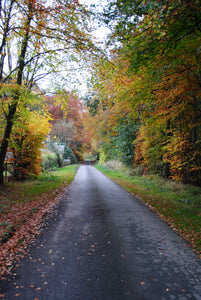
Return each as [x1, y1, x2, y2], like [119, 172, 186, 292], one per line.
[40, 0, 110, 96]
[79, 0, 111, 45]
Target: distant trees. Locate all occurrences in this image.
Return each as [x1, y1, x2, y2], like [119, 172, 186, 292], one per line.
[46, 91, 87, 161]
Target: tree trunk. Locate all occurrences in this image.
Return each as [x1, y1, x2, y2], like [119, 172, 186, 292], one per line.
[0, 103, 17, 184]
[0, 2, 32, 184]
[0, 0, 15, 81]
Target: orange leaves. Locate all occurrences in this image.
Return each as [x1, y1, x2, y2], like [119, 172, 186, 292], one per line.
[47, 91, 87, 160]
[0, 183, 66, 279]
[163, 132, 201, 183]
[151, 57, 201, 183]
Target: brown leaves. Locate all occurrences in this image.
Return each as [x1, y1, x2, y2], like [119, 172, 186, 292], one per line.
[0, 184, 66, 279]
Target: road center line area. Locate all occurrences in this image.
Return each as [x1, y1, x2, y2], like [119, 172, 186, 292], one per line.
[1, 165, 201, 300]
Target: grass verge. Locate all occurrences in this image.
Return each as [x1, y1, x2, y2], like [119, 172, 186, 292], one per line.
[96, 164, 201, 257]
[0, 165, 79, 278]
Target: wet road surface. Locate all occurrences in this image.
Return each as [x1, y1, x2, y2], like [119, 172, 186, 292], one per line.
[1, 165, 201, 299]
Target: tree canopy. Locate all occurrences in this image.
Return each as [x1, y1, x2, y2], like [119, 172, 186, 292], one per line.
[85, 0, 201, 185]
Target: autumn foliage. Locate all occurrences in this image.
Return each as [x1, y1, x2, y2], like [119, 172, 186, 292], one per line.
[46, 91, 88, 161]
[86, 0, 201, 185]
[10, 110, 51, 179]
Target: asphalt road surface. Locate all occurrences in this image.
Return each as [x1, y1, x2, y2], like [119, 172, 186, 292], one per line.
[1, 165, 201, 300]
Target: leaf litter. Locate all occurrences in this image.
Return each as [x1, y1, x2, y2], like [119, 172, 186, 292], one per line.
[0, 184, 67, 279]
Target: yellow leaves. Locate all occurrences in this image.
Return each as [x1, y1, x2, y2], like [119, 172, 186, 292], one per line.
[9, 100, 52, 178]
[27, 110, 52, 138]
[0, 83, 21, 95]
[0, 84, 22, 115]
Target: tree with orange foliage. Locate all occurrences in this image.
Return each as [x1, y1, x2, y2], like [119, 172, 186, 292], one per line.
[95, 0, 201, 184]
[46, 91, 86, 161]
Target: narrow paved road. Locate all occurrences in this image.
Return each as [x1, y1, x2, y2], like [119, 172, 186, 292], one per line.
[1, 166, 201, 299]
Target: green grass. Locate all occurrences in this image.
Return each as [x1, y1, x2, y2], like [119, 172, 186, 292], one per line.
[22, 165, 78, 199]
[0, 164, 79, 209]
[96, 164, 201, 256]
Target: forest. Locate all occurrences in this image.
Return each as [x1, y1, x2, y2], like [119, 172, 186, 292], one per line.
[86, 0, 201, 185]
[0, 0, 201, 186]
